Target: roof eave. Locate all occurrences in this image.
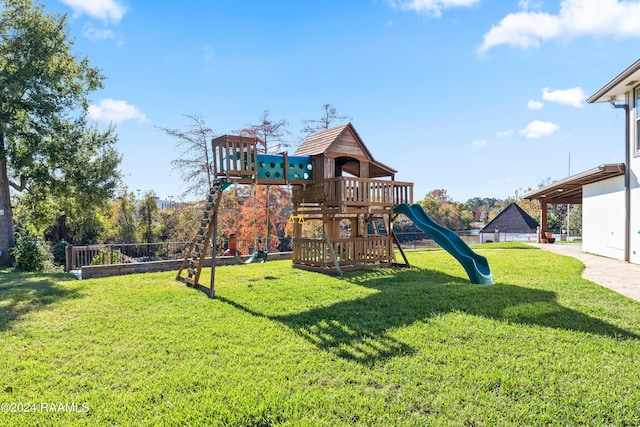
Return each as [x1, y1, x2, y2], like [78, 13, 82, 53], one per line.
[524, 163, 625, 201]
[587, 58, 640, 104]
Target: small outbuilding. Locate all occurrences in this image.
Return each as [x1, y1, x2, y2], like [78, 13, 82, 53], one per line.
[479, 203, 539, 243]
[525, 57, 640, 263]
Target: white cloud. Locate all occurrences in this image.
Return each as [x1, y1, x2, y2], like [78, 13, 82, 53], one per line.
[518, 0, 543, 11]
[527, 99, 544, 110]
[542, 86, 586, 108]
[472, 139, 486, 148]
[479, 0, 640, 52]
[387, 0, 480, 17]
[497, 129, 514, 137]
[88, 99, 148, 123]
[519, 120, 559, 138]
[60, 0, 126, 24]
[83, 24, 116, 41]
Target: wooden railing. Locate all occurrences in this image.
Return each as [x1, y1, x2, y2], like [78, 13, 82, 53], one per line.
[293, 177, 413, 207]
[293, 236, 393, 267]
[211, 134, 259, 179]
[68, 242, 191, 270]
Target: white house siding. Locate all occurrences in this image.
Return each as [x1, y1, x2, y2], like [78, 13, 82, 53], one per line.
[630, 152, 640, 264]
[583, 177, 626, 260]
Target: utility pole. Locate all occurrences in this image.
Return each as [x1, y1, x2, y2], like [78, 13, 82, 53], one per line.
[567, 151, 571, 239]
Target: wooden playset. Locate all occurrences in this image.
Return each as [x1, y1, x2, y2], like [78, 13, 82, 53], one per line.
[177, 122, 494, 296]
[176, 123, 415, 296]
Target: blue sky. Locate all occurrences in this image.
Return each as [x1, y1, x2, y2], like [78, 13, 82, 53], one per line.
[40, 0, 638, 203]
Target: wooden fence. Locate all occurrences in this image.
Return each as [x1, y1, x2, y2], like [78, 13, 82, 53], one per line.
[67, 242, 190, 271]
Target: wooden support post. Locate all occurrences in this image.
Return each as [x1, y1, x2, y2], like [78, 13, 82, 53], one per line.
[540, 199, 548, 243]
[324, 230, 342, 276]
[65, 244, 72, 272]
[391, 231, 411, 268]
[209, 208, 218, 298]
[282, 151, 289, 185]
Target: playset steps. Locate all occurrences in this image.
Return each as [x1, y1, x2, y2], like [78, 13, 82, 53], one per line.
[176, 180, 226, 288]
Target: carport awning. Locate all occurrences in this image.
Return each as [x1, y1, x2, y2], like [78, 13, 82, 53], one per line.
[524, 163, 625, 203]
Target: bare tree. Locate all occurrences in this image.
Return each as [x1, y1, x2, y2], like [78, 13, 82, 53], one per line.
[237, 110, 290, 153]
[301, 104, 351, 136]
[156, 114, 217, 198]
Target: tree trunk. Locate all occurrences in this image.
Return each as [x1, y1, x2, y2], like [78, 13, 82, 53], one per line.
[0, 157, 15, 266]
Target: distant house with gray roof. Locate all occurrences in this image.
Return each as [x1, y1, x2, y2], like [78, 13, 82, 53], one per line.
[479, 203, 539, 243]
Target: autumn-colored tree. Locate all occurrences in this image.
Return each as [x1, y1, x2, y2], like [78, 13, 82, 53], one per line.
[236, 185, 290, 253]
[464, 196, 501, 223]
[218, 186, 245, 236]
[417, 189, 472, 230]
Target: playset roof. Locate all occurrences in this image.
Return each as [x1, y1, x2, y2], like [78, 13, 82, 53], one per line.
[295, 123, 397, 178]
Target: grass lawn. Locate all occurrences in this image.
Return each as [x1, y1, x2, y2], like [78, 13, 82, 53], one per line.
[1, 243, 639, 426]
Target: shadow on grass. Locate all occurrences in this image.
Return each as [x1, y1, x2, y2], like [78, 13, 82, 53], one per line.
[0, 270, 82, 331]
[220, 267, 639, 365]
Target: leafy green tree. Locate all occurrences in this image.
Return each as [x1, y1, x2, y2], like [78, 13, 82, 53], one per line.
[138, 191, 159, 243]
[0, 0, 121, 265]
[567, 204, 582, 236]
[103, 188, 139, 243]
[13, 125, 120, 244]
[154, 199, 215, 244]
[546, 211, 562, 230]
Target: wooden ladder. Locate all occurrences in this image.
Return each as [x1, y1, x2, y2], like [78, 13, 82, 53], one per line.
[176, 180, 226, 289]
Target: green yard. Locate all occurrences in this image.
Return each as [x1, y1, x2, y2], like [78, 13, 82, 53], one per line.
[1, 244, 639, 426]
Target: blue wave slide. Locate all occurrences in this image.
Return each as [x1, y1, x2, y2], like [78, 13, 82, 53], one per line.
[394, 204, 494, 285]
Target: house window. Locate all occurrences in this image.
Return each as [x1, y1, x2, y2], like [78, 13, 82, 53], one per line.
[636, 87, 640, 153]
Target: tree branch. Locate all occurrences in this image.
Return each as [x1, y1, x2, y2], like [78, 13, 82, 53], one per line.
[9, 175, 27, 192]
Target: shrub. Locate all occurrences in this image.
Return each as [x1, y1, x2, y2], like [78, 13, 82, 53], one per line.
[11, 234, 58, 272]
[51, 240, 68, 266]
[91, 248, 124, 266]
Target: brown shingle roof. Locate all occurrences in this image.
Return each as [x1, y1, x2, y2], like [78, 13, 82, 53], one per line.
[294, 124, 351, 156]
[294, 123, 397, 177]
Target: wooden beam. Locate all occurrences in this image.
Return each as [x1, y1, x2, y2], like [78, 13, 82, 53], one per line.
[545, 198, 582, 204]
[323, 230, 342, 276]
[540, 199, 548, 243]
[391, 231, 410, 268]
[209, 206, 217, 298]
